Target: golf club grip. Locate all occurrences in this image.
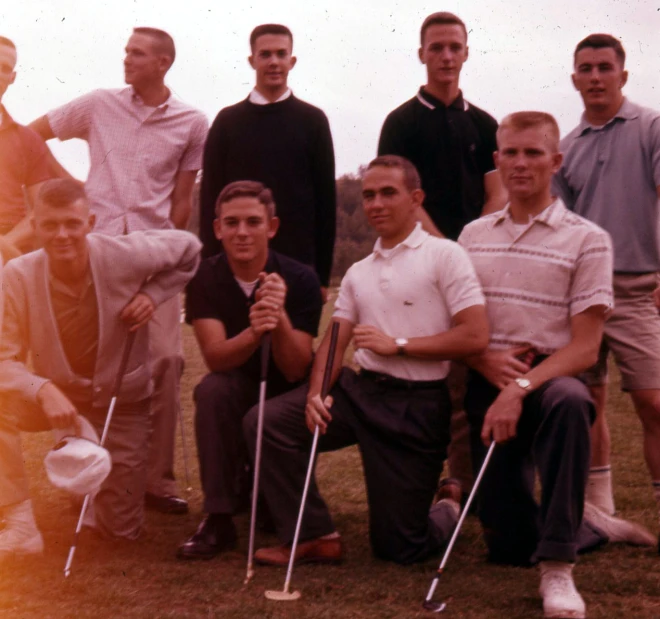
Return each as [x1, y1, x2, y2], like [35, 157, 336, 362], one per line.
[260, 333, 272, 381]
[109, 330, 137, 397]
[321, 321, 340, 398]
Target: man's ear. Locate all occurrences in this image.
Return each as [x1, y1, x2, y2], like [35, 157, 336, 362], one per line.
[289, 55, 297, 70]
[213, 217, 222, 241]
[267, 216, 280, 239]
[620, 69, 628, 89]
[88, 213, 96, 230]
[248, 54, 255, 70]
[418, 47, 425, 65]
[494, 151, 500, 170]
[411, 188, 425, 209]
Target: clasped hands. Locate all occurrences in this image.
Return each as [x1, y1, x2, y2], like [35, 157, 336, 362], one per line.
[249, 272, 287, 338]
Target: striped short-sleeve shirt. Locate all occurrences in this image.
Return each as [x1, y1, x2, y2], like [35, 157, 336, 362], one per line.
[48, 87, 208, 234]
[458, 199, 613, 355]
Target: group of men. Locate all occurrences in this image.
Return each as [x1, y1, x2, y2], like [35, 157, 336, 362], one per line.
[1, 10, 659, 619]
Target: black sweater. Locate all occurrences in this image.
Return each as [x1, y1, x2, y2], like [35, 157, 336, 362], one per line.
[199, 95, 336, 286]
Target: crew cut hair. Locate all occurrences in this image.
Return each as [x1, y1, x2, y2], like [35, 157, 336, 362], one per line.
[420, 12, 467, 44]
[249, 24, 293, 50]
[37, 179, 87, 210]
[574, 33, 625, 67]
[133, 27, 176, 65]
[497, 111, 561, 152]
[367, 155, 422, 192]
[215, 180, 277, 218]
[0, 36, 16, 50]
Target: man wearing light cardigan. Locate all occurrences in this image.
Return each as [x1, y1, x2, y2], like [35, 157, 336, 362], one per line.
[0, 179, 201, 557]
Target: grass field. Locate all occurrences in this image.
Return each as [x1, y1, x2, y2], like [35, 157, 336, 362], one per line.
[1, 299, 659, 618]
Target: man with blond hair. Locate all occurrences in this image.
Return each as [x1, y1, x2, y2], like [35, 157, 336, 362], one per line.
[460, 111, 654, 619]
[30, 27, 209, 514]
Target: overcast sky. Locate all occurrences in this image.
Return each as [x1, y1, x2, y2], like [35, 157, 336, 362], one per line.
[3, 0, 659, 178]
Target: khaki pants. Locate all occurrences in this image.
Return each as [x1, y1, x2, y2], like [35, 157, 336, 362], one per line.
[0, 395, 150, 539]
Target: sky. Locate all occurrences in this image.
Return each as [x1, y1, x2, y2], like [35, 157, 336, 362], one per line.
[2, 0, 659, 179]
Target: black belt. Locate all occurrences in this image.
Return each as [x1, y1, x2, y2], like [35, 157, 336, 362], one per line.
[359, 369, 446, 390]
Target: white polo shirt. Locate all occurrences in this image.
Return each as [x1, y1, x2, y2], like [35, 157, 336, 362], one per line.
[48, 87, 208, 234]
[333, 223, 485, 380]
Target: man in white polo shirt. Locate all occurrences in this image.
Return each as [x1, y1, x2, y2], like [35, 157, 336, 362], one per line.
[244, 155, 489, 566]
[29, 27, 209, 514]
[459, 111, 654, 619]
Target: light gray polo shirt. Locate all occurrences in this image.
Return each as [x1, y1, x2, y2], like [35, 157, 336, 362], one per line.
[552, 98, 660, 273]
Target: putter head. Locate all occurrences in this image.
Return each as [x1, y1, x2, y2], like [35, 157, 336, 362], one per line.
[265, 589, 302, 601]
[422, 600, 447, 613]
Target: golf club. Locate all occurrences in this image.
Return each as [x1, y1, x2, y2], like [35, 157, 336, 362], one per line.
[178, 406, 192, 493]
[422, 440, 496, 613]
[265, 320, 341, 602]
[244, 333, 272, 585]
[63, 330, 137, 578]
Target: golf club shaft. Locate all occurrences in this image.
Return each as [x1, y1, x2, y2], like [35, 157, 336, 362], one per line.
[245, 334, 272, 583]
[424, 440, 496, 602]
[281, 321, 340, 594]
[178, 407, 192, 490]
[64, 330, 137, 578]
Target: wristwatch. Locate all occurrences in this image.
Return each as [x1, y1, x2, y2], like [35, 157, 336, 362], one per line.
[514, 377, 532, 392]
[395, 337, 408, 356]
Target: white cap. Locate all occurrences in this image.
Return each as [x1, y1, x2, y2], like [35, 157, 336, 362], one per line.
[44, 416, 112, 496]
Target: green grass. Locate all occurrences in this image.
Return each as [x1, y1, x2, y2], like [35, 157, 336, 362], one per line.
[1, 300, 659, 618]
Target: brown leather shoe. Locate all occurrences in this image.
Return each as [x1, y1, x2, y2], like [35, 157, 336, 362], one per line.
[254, 535, 344, 566]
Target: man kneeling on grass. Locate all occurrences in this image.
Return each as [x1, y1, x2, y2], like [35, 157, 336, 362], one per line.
[458, 111, 656, 619]
[177, 181, 322, 559]
[0, 179, 201, 557]
[243, 155, 489, 565]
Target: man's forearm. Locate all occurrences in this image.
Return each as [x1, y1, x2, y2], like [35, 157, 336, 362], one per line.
[270, 313, 313, 383]
[170, 197, 192, 230]
[199, 327, 261, 373]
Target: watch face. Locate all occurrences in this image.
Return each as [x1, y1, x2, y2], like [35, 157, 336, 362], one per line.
[395, 338, 408, 347]
[516, 378, 531, 390]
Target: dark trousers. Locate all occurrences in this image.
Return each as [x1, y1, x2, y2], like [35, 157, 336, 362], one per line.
[243, 368, 457, 565]
[194, 371, 258, 514]
[465, 372, 603, 565]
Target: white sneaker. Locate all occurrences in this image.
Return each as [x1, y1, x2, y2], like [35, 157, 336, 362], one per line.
[539, 561, 586, 619]
[0, 526, 44, 559]
[584, 501, 657, 546]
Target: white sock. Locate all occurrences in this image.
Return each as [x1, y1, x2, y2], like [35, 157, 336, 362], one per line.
[586, 466, 615, 515]
[3, 500, 39, 533]
[653, 481, 660, 526]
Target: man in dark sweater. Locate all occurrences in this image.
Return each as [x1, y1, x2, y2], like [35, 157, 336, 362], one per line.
[199, 24, 336, 300]
[178, 180, 322, 559]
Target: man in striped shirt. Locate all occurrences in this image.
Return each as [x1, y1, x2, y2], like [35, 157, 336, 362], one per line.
[458, 111, 653, 619]
[29, 27, 209, 515]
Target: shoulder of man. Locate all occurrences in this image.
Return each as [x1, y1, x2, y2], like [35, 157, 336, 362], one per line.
[384, 94, 424, 121]
[463, 98, 498, 131]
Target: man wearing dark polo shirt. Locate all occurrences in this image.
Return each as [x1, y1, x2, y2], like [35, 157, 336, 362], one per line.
[378, 13, 507, 496]
[178, 180, 322, 559]
[378, 12, 507, 240]
[0, 36, 56, 254]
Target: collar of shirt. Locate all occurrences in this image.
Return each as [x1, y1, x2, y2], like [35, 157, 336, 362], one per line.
[125, 86, 172, 111]
[494, 198, 565, 232]
[416, 87, 469, 111]
[249, 88, 292, 105]
[48, 268, 94, 299]
[372, 222, 428, 257]
[577, 97, 638, 135]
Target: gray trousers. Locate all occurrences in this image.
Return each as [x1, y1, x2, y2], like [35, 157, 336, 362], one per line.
[243, 368, 457, 565]
[0, 395, 150, 540]
[147, 295, 184, 497]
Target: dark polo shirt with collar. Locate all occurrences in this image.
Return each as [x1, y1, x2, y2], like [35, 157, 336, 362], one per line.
[185, 249, 322, 396]
[378, 88, 498, 240]
[0, 107, 53, 234]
